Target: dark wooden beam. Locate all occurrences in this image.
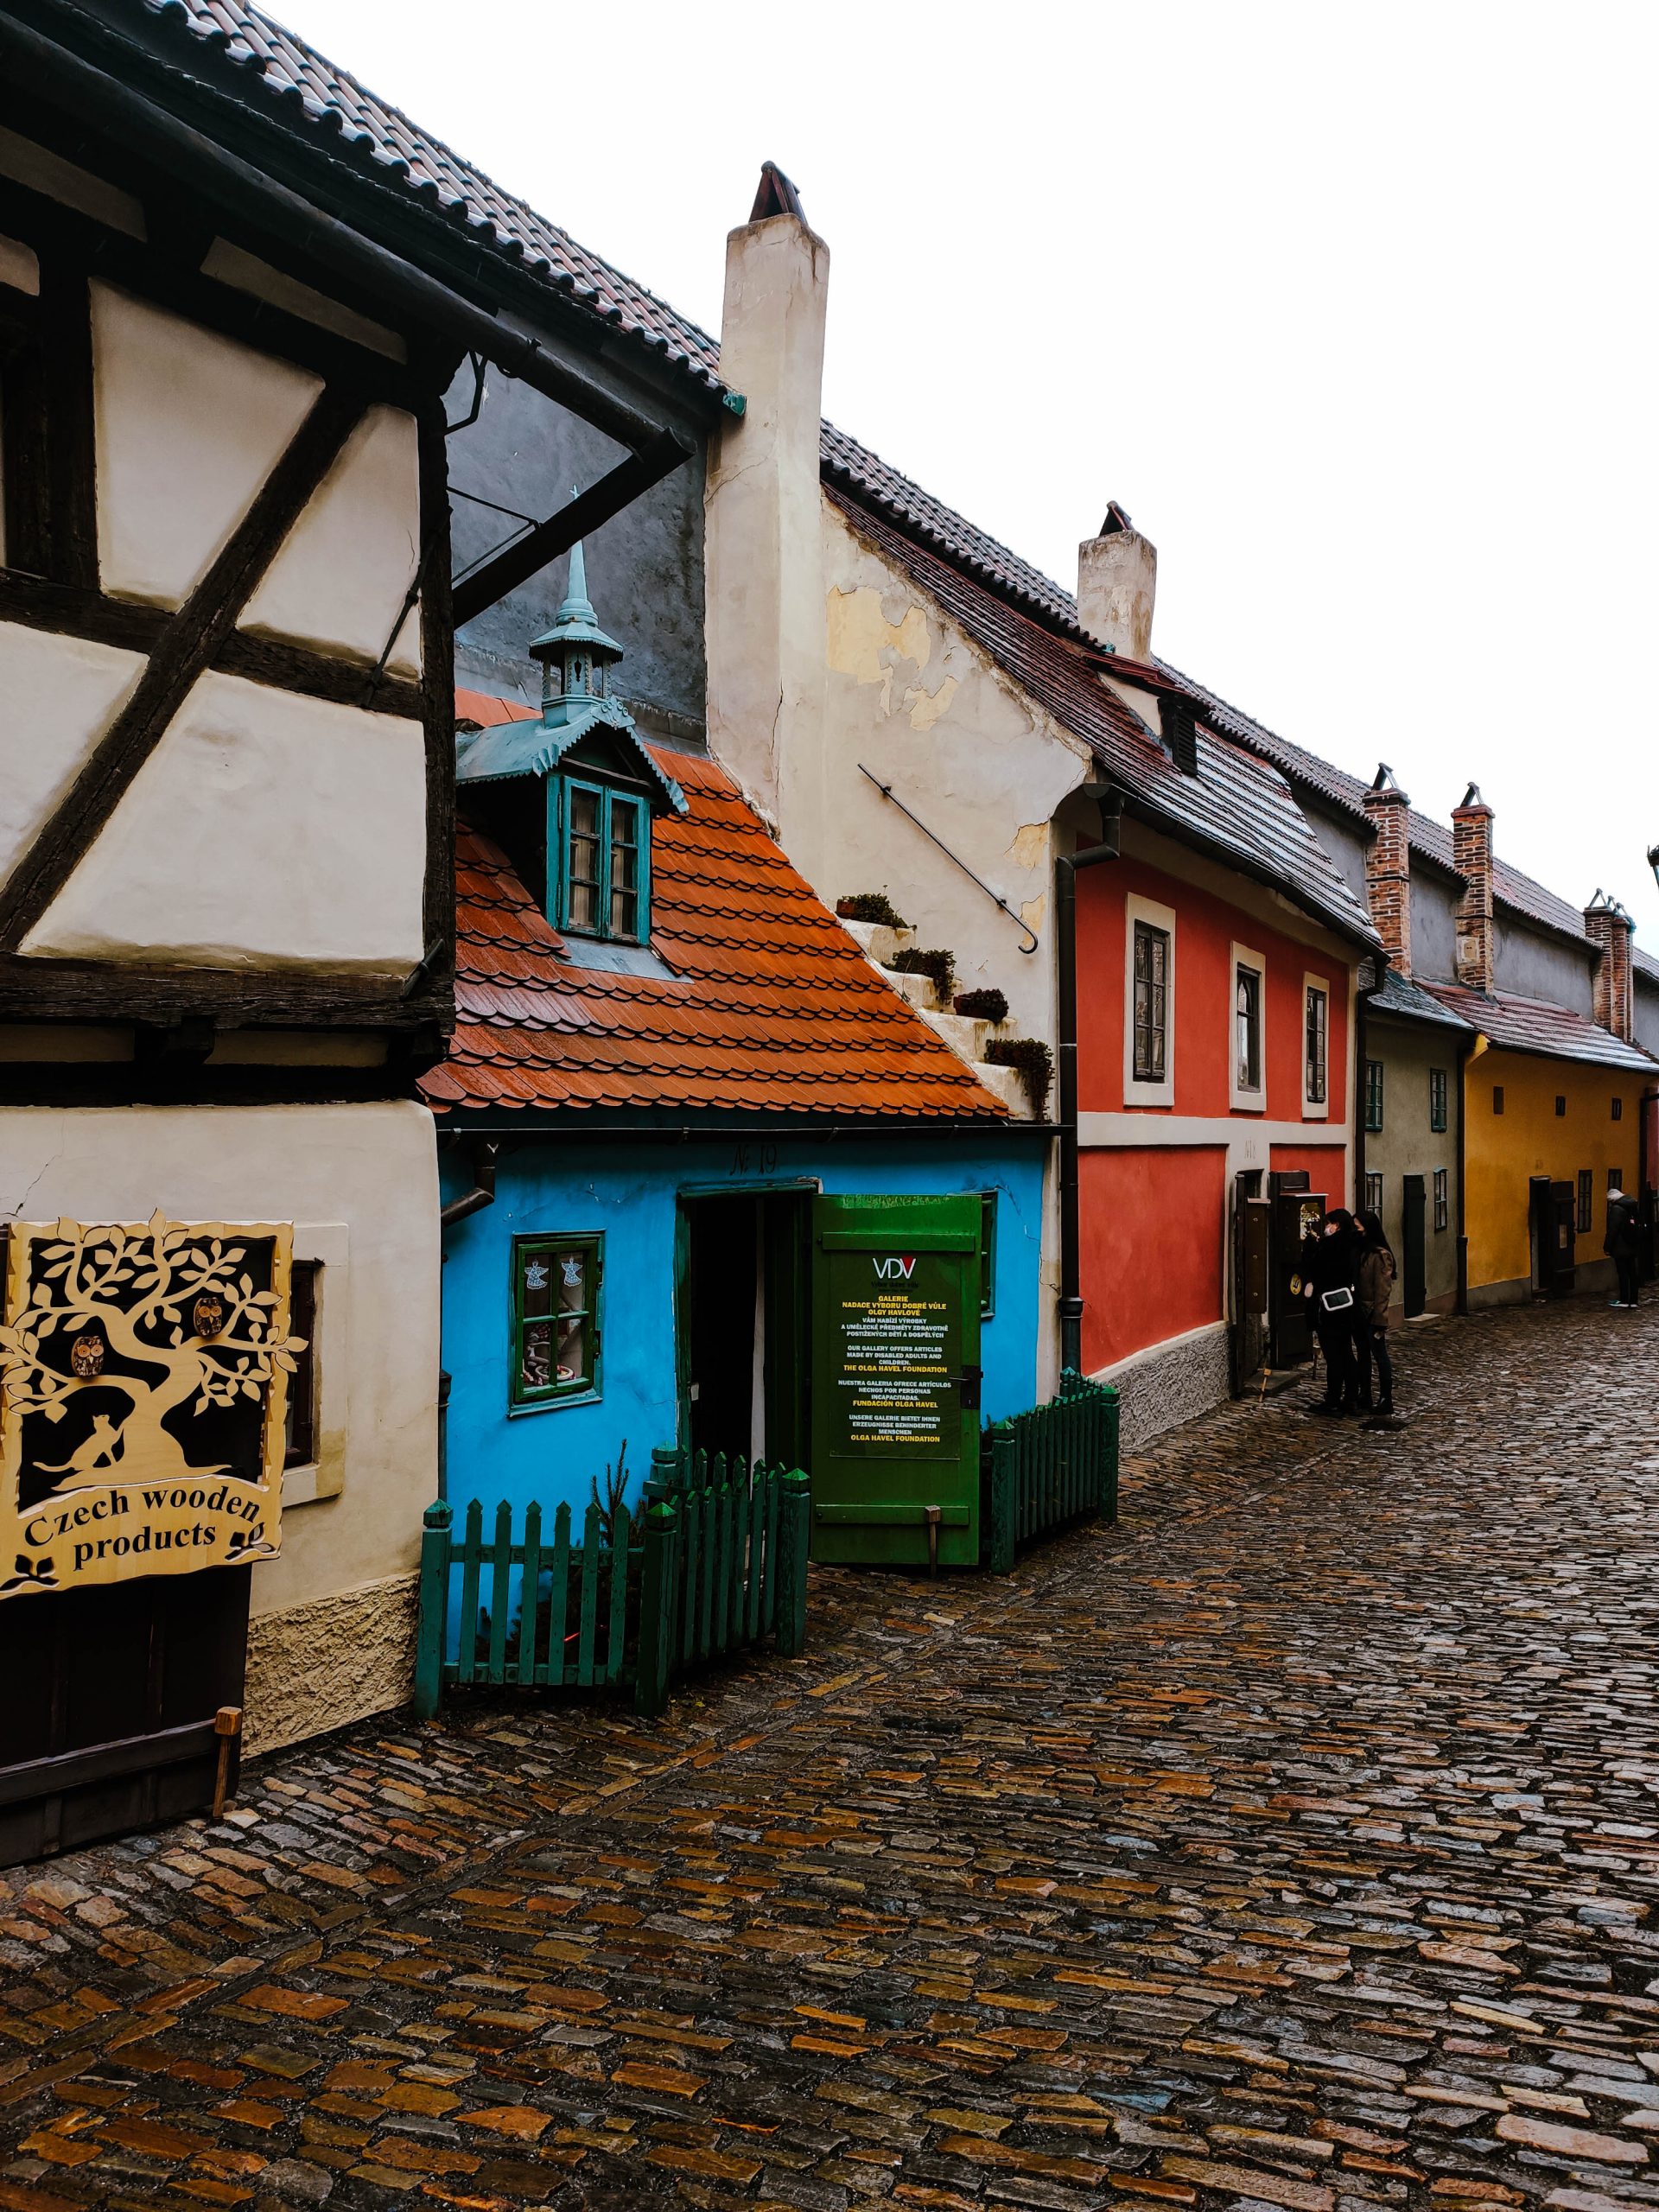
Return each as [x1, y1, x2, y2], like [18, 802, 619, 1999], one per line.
[37, 257, 97, 590]
[416, 394, 457, 978]
[0, 954, 452, 1028]
[0, 383, 366, 950]
[0, 570, 423, 720]
[450, 428, 694, 629]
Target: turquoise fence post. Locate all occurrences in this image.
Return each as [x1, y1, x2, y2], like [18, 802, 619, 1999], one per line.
[414, 1499, 451, 1720]
[634, 1497, 678, 1718]
[1102, 1383, 1120, 1523]
[986, 1422, 1016, 1573]
[774, 1471, 810, 1658]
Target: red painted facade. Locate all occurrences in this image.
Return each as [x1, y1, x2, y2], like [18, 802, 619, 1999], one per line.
[1075, 853, 1356, 1374]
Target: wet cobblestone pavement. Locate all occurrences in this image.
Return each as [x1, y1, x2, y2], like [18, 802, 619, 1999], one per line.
[2, 1292, 1657, 2212]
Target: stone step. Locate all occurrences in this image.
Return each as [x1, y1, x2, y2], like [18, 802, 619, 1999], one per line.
[840, 918, 915, 966]
[885, 967, 940, 1012]
[920, 1008, 995, 1062]
[972, 1062, 1034, 1118]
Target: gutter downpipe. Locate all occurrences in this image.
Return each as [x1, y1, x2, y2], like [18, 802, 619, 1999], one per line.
[436, 1139, 499, 1502]
[1457, 1033, 1487, 1315]
[1056, 804, 1122, 1376]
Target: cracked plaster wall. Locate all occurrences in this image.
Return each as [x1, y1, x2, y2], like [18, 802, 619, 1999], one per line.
[819, 505, 1090, 1047]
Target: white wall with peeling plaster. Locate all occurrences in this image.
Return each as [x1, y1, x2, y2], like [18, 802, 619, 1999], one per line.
[819, 504, 1089, 1046]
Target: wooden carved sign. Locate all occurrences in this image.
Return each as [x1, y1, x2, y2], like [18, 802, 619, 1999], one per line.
[0, 1215, 302, 1600]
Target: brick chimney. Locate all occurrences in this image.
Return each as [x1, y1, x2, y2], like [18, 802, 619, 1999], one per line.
[1077, 502, 1157, 660]
[1584, 890, 1635, 1042]
[1362, 764, 1412, 978]
[1451, 782, 1495, 994]
[704, 162, 829, 866]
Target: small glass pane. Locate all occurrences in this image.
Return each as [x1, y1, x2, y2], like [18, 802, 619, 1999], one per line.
[556, 1314, 588, 1385]
[567, 787, 601, 931]
[520, 1319, 553, 1394]
[609, 800, 641, 939]
[520, 1249, 553, 1318]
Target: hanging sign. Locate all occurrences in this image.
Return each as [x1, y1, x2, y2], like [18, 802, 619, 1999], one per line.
[0, 1214, 302, 1600]
[826, 1248, 962, 1459]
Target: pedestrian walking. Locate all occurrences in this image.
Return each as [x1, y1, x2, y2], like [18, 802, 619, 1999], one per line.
[1353, 1208, 1397, 1417]
[1605, 1192, 1643, 1310]
[1302, 1207, 1363, 1415]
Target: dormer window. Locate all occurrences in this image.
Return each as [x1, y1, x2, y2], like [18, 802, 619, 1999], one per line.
[454, 524, 687, 960]
[557, 777, 647, 944]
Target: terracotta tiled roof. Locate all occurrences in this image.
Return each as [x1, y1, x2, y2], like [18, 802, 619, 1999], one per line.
[827, 490, 1377, 950]
[423, 708, 1011, 1122]
[1414, 982, 1658, 1073]
[119, 1, 727, 397]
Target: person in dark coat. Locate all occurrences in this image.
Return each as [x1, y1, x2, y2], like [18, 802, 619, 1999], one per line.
[1605, 1192, 1643, 1310]
[1353, 1208, 1397, 1416]
[1302, 1207, 1363, 1414]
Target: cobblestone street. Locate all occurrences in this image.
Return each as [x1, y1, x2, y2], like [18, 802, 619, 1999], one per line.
[1, 1294, 1656, 2212]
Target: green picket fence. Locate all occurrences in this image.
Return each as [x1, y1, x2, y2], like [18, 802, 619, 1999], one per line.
[982, 1369, 1118, 1571]
[414, 1451, 810, 1722]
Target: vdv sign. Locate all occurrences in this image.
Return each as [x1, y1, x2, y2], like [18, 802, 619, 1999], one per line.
[872, 1255, 917, 1281]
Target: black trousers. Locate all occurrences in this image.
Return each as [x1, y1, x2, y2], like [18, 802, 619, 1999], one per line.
[1313, 1313, 1359, 1406]
[1354, 1322, 1394, 1409]
[1615, 1254, 1641, 1306]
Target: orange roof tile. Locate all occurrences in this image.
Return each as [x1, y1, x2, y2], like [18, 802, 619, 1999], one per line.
[424, 726, 1012, 1122]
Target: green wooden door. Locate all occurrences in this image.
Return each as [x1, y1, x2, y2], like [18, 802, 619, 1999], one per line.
[808, 1194, 982, 1567]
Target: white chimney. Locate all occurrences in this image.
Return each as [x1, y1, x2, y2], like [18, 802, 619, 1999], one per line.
[703, 163, 829, 866]
[1077, 502, 1157, 660]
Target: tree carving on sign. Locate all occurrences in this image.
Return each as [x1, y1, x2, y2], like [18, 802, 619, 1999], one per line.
[0, 1213, 303, 1493]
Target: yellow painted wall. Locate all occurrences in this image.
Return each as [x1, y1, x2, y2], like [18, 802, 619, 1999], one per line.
[1465, 1046, 1649, 1291]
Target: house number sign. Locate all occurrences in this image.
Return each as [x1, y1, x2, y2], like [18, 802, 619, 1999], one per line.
[0, 1215, 302, 1600]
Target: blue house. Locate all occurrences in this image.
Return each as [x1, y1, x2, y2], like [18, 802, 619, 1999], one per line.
[426, 568, 1046, 1568]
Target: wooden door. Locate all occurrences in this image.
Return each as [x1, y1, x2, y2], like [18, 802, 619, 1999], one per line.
[808, 1195, 981, 1568]
[0, 1568, 249, 1867]
[1402, 1175, 1427, 1318]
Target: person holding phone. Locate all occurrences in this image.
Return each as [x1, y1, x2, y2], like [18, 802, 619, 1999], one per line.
[1301, 1207, 1363, 1416]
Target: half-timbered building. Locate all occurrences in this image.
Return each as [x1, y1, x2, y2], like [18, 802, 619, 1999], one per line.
[0, 0, 726, 1854]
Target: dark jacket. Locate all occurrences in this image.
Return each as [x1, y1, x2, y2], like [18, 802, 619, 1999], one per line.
[1605, 1208, 1642, 1262]
[1357, 1245, 1395, 1328]
[1302, 1224, 1360, 1306]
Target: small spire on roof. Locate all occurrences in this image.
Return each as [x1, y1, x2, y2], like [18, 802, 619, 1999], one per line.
[750, 161, 806, 222]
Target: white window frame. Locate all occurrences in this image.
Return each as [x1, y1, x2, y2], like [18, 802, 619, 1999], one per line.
[1301, 972, 1331, 1120]
[1123, 893, 1177, 1109]
[1230, 943, 1267, 1111]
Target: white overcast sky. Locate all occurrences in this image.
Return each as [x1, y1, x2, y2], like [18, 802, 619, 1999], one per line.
[284, 0, 1659, 949]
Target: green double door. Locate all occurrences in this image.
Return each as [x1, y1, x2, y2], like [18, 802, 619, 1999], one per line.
[807, 1193, 982, 1568]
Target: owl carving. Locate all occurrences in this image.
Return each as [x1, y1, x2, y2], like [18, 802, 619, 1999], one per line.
[193, 1294, 226, 1339]
[70, 1333, 105, 1379]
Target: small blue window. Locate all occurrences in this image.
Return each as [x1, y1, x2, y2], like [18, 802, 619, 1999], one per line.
[552, 777, 650, 944]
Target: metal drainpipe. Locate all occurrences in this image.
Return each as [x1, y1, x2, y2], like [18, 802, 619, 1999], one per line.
[1055, 814, 1122, 1376]
[436, 1141, 499, 1500]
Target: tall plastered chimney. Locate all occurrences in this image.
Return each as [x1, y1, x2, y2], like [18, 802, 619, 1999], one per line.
[1362, 765, 1412, 979]
[703, 163, 828, 870]
[1452, 782, 1495, 993]
[1077, 502, 1157, 659]
[1584, 891, 1635, 1042]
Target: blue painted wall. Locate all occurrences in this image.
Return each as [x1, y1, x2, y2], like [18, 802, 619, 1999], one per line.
[440, 1132, 1047, 1519]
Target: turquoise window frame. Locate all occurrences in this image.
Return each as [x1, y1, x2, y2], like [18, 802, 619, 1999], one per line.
[548, 774, 652, 944]
[979, 1189, 998, 1319]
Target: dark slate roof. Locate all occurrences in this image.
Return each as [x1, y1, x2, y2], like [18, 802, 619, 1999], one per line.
[820, 425, 1080, 630]
[813, 429, 1607, 957]
[123, 0, 728, 397]
[1637, 945, 1659, 987]
[827, 488, 1377, 950]
[1414, 982, 1658, 1073]
[1367, 967, 1476, 1033]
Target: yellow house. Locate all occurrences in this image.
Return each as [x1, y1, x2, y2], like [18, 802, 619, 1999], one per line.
[1417, 804, 1658, 1302]
[1422, 993, 1655, 1300]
